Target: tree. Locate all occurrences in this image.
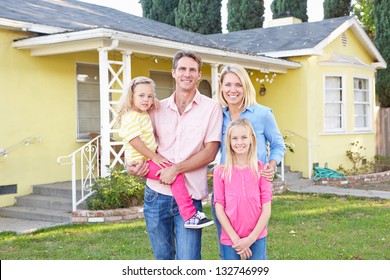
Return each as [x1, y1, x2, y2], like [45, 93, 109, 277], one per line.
[270, 0, 308, 22]
[139, 0, 179, 26]
[323, 0, 351, 19]
[227, 0, 265, 32]
[374, 0, 390, 107]
[352, 0, 375, 40]
[175, 0, 222, 34]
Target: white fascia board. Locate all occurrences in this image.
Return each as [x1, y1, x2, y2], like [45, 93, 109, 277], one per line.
[314, 17, 386, 69]
[13, 28, 300, 72]
[0, 18, 69, 34]
[258, 48, 323, 58]
[349, 22, 387, 69]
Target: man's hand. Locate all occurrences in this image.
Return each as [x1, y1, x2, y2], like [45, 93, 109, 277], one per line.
[261, 161, 276, 181]
[126, 160, 148, 177]
[156, 164, 178, 185]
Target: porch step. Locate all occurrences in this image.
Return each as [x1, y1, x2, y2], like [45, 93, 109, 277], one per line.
[285, 170, 303, 181]
[16, 195, 73, 211]
[0, 206, 70, 223]
[276, 166, 313, 189]
[33, 181, 79, 198]
[0, 181, 86, 224]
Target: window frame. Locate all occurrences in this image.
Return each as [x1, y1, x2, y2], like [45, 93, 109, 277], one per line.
[353, 76, 372, 132]
[149, 70, 175, 100]
[323, 74, 346, 133]
[76, 63, 101, 142]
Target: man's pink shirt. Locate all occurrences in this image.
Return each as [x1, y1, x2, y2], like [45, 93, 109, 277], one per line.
[148, 91, 223, 200]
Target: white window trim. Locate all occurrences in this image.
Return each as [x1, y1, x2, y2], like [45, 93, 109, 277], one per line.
[76, 62, 100, 142]
[323, 74, 346, 134]
[353, 75, 373, 132]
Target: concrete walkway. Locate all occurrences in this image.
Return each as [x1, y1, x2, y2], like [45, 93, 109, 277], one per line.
[1, 182, 389, 234]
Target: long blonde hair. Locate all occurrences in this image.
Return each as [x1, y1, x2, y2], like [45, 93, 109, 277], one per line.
[223, 118, 259, 182]
[217, 64, 257, 109]
[116, 76, 156, 126]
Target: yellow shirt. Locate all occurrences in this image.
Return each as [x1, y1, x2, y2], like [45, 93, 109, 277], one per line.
[118, 111, 157, 163]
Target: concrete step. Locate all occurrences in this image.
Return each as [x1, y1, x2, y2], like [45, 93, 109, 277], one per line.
[0, 181, 88, 223]
[284, 170, 303, 181]
[32, 181, 76, 198]
[16, 194, 73, 211]
[0, 206, 71, 223]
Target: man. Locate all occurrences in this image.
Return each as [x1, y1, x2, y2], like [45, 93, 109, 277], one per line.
[127, 50, 222, 260]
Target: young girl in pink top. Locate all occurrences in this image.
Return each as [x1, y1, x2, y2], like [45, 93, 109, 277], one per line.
[213, 118, 272, 260]
[117, 76, 213, 229]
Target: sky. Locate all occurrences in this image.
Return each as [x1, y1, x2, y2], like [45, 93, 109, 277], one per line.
[78, 0, 326, 32]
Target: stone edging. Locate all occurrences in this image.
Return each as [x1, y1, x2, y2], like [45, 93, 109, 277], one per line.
[314, 170, 390, 187]
[71, 182, 287, 224]
[71, 206, 144, 224]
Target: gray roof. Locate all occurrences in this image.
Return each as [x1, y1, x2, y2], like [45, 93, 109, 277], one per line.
[0, 0, 353, 57]
[0, 0, 221, 49]
[207, 16, 355, 55]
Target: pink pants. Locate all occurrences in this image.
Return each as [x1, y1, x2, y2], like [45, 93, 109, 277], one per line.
[146, 160, 196, 221]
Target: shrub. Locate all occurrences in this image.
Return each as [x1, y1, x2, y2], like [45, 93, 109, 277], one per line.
[374, 155, 390, 172]
[86, 166, 145, 210]
[337, 141, 374, 175]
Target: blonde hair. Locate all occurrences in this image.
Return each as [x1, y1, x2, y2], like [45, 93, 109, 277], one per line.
[217, 64, 257, 108]
[223, 118, 259, 182]
[116, 76, 156, 126]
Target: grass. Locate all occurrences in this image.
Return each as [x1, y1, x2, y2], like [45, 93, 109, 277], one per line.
[0, 192, 389, 260]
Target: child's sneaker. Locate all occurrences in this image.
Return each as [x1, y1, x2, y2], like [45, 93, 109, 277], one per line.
[184, 211, 214, 229]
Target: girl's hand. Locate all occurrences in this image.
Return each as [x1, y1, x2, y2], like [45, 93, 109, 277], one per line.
[239, 248, 252, 260]
[151, 154, 170, 168]
[127, 160, 148, 177]
[233, 236, 254, 254]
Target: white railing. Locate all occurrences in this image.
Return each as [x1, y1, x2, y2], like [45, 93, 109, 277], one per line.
[57, 135, 100, 211]
[284, 130, 312, 179]
[0, 137, 41, 158]
[278, 157, 285, 182]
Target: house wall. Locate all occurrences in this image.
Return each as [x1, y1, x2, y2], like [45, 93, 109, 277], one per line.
[313, 29, 376, 173]
[254, 60, 310, 176]
[0, 29, 99, 207]
[270, 29, 376, 178]
[0, 31, 214, 207]
[252, 28, 377, 178]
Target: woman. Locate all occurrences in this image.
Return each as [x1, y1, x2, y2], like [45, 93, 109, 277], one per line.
[213, 64, 285, 259]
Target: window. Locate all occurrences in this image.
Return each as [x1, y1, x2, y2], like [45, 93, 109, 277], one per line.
[150, 71, 175, 100]
[76, 64, 100, 141]
[354, 78, 371, 130]
[324, 76, 345, 132]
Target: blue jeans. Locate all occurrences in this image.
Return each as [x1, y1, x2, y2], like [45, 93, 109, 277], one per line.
[211, 192, 224, 259]
[222, 237, 267, 260]
[143, 185, 202, 260]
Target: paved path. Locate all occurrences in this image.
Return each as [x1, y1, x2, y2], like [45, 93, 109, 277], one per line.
[287, 184, 390, 199]
[1, 183, 389, 234]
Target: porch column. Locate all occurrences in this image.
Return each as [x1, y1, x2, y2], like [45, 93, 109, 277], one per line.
[122, 51, 132, 84]
[211, 63, 219, 99]
[98, 47, 110, 177]
[98, 40, 119, 176]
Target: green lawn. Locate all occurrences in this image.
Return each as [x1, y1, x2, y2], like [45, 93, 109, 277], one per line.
[0, 192, 389, 260]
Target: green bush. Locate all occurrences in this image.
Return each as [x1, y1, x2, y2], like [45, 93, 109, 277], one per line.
[374, 155, 390, 172]
[86, 166, 145, 210]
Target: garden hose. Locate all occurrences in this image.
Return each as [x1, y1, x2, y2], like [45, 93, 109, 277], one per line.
[313, 166, 348, 182]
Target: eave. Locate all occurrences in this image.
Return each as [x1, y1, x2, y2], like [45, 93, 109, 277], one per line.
[259, 17, 386, 70]
[12, 28, 301, 74]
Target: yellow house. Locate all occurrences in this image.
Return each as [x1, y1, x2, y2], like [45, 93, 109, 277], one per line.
[0, 0, 386, 215]
[209, 16, 386, 179]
